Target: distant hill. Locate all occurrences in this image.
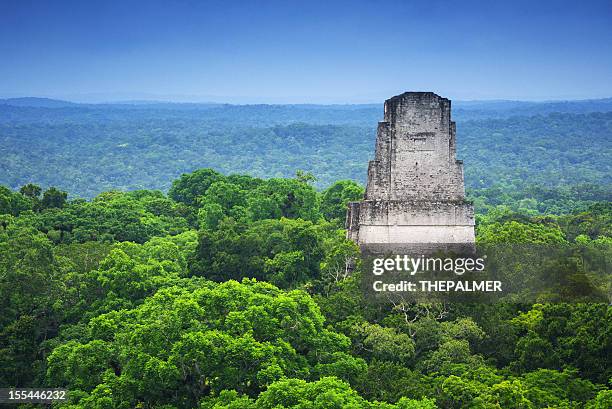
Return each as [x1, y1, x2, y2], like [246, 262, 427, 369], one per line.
[1, 96, 611, 122]
[0, 97, 78, 108]
[454, 98, 612, 119]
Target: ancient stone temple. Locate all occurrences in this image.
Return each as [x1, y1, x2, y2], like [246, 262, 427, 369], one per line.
[346, 92, 475, 252]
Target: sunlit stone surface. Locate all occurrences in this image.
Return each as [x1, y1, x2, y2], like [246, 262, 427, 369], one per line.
[346, 92, 475, 252]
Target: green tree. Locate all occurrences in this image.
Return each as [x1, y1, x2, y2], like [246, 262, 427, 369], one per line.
[47, 280, 354, 408]
[169, 168, 225, 206]
[0, 226, 62, 386]
[41, 186, 68, 209]
[20, 183, 42, 199]
[321, 180, 364, 224]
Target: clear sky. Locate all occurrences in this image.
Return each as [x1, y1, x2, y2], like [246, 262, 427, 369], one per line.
[1, 0, 611, 103]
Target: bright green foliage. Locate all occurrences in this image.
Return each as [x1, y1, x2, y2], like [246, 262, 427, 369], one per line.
[65, 232, 198, 318]
[202, 377, 437, 409]
[477, 220, 567, 243]
[586, 389, 612, 409]
[357, 360, 433, 404]
[559, 202, 612, 241]
[0, 168, 610, 409]
[522, 369, 599, 407]
[354, 323, 416, 364]
[47, 280, 353, 408]
[435, 367, 600, 409]
[172, 169, 322, 225]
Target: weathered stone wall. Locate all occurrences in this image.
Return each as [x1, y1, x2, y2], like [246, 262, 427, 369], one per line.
[348, 92, 475, 249]
[365, 92, 465, 201]
[357, 200, 474, 227]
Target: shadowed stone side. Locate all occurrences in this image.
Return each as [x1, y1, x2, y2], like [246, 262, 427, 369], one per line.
[346, 92, 475, 251]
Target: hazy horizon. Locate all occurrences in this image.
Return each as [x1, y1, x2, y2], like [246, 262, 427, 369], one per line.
[2, 94, 612, 106]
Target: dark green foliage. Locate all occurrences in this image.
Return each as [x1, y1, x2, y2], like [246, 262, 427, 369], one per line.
[191, 218, 326, 288]
[33, 190, 190, 244]
[19, 183, 42, 199]
[511, 303, 611, 384]
[321, 180, 365, 225]
[41, 187, 68, 209]
[0, 225, 61, 386]
[0, 168, 610, 408]
[559, 202, 612, 240]
[0, 185, 33, 216]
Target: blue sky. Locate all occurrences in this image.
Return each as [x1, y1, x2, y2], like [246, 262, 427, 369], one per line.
[1, 0, 611, 103]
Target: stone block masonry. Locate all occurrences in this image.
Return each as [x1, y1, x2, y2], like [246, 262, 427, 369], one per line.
[346, 92, 475, 250]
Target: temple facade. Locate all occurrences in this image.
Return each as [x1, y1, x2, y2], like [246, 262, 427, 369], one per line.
[346, 92, 475, 251]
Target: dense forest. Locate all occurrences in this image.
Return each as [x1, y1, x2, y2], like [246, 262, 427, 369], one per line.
[0, 98, 611, 408]
[1, 166, 610, 408]
[1, 99, 610, 213]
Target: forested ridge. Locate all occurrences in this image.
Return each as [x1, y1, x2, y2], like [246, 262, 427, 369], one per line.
[0, 100, 610, 210]
[1, 165, 610, 408]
